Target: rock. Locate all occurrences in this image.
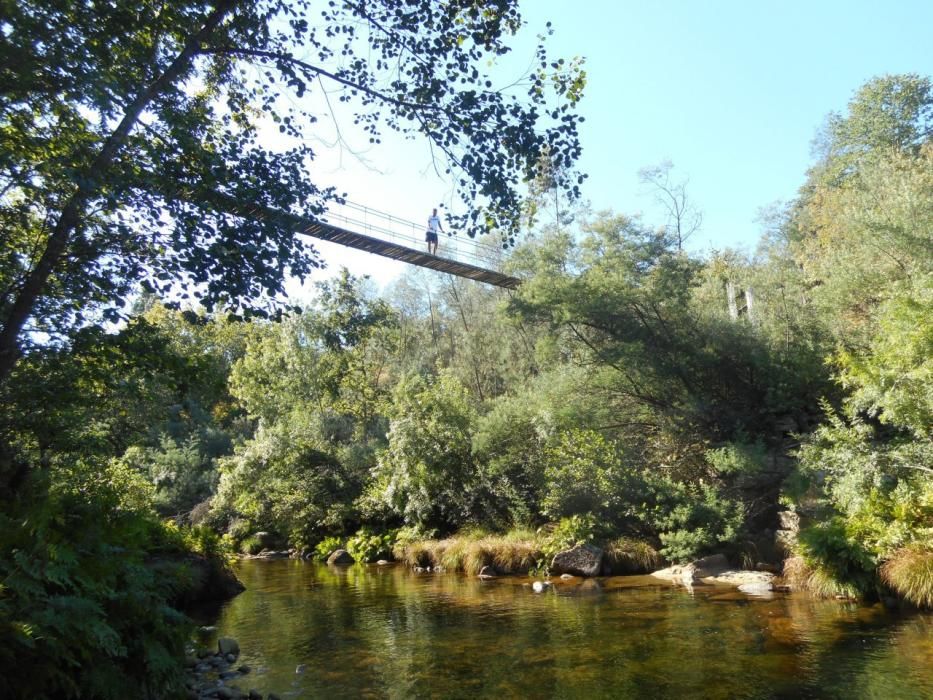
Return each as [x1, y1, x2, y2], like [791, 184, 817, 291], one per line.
[551, 544, 604, 577]
[216, 688, 235, 700]
[198, 625, 218, 634]
[707, 570, 775, 587]
[238, 665, 250, 674]
[296, 664, 307, 674]
[219, 670, 239, 680]
[478, 565, 496, 579]
[777, 511, 800, 532]
[738, 581, 774, 596]
[248, 691, 263, 700]
[269, 695, 282, 700]
[532, 580, 552, 593]
[691, 554, 730, 577]
[755, 562, 780, 573]
[197, 648, 212, 658]
[225, 653, 236, 663]
[376, 559, 390, 565]
[217, 638, 240, 659]
[327, 549, 355, 565]
[433, 565, 444, 573]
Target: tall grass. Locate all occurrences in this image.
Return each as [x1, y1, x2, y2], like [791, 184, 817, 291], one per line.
[395, 529, 542, 575]
[782, 555, 862, 599]
[881, 545, 933, 608]
[605, 537, 663, 574]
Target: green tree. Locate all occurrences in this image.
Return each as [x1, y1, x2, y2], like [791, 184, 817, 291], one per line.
[375, 373, 480, 532]
[0, 0, 584, 386]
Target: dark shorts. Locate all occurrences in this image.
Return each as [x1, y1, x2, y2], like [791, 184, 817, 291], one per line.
[426, 231, 438, 243]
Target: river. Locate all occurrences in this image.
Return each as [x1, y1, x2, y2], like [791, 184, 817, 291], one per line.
[193, 559, 933, 698]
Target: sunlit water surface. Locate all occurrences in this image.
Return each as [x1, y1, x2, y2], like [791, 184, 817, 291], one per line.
[194, 559, 933, 698]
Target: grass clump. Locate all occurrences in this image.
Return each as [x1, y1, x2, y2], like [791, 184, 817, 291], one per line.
[881, 544, 933, 608]
[605, 537, 663, 574]
[396, 529, 542, 575]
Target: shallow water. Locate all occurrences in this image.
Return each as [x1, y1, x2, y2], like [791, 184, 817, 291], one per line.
[196, 559, 933, 699]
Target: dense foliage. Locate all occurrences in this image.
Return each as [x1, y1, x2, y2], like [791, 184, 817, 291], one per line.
[0, 2, 586, 697]
[1, 9, 930, 690]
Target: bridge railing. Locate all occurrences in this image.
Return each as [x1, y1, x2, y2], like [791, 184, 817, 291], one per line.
[321, 199, 506, 271]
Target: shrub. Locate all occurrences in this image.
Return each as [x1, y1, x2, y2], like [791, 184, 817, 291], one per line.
[346, 528, 396, 563]
[881, 545, 933, 608]
[539, 514, 599, 562]
[644, 478, 744, 563]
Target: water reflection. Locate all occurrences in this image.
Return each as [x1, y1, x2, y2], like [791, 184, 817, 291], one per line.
[196, 560, 933, 699]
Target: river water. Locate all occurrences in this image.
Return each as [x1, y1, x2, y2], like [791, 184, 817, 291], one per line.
[196, 559, 933, 698]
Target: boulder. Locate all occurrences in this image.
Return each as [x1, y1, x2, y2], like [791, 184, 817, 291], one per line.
[651, 553, 729, 584]
[551, 544, 604, 577]
[327, 549, 355, 565]
[217, 637, 240, 659]
[738, 581, 774, 596]
[691, 554, 730, 577]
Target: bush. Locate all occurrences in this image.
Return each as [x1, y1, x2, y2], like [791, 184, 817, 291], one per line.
[881, 545, 933, 608]
[644, 478, 744, 563]
[346, 528, 396, 563]
[539, 514, 600, 562]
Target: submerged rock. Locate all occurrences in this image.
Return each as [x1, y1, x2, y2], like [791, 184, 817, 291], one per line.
[551, 544, 604, 577]
[218, 637, 240, 659]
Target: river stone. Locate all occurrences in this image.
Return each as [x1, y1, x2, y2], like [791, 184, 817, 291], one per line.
[532, 580, 552, 593]
[327, 549, 355, 565]
[551, 544, 604, 577]
[738, 581, 774, 596]
[376, 559, 390, 565]
[217, 637, 239, 659]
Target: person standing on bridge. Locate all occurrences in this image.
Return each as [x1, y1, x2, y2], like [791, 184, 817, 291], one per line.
[426, 208, 443, 255]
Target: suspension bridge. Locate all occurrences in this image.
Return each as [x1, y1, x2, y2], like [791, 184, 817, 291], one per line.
[164, 184, 522, 289]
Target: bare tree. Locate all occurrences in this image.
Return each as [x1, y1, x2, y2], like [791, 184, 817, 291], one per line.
[638, 160, 703, 251]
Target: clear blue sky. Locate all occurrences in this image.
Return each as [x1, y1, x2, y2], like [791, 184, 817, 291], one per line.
[287, 0, 933, 296]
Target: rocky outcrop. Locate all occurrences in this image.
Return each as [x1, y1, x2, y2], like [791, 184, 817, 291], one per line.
[551, 544, 604, 577]
[327, 549, 355, 565]
[164, 553, 245, 608]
